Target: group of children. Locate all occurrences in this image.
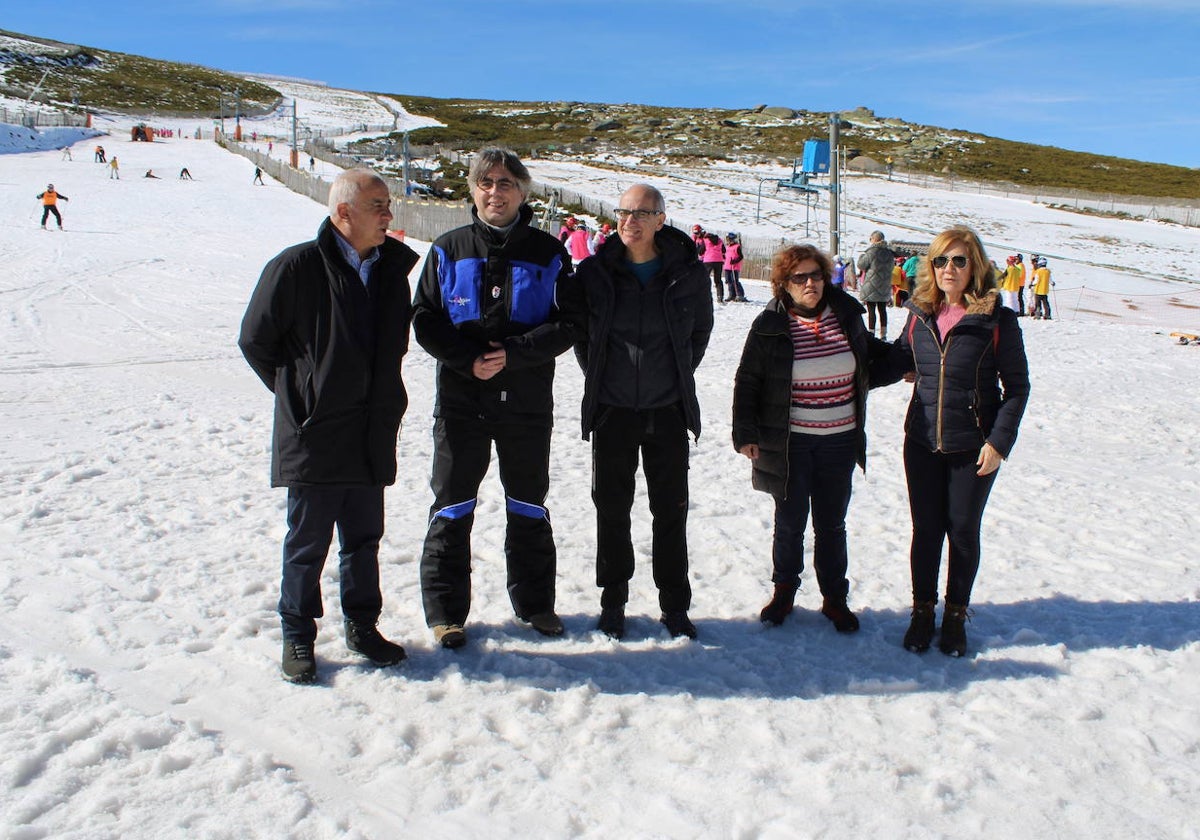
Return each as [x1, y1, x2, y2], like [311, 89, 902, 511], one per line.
[557, 216, 612, 265]
[999, 252, 1054, 319]
[691, 224, 745, 303]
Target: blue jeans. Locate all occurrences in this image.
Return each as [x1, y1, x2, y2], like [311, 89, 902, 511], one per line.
[279, 485, 385, 642]
[771, 431, 857, 599]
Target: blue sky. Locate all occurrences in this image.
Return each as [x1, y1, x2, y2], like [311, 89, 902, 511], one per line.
[6, 0, 1199, 168]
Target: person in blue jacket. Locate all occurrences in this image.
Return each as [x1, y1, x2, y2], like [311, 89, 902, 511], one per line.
[412, 147, 576, 650]
[878, 225, 1030, 657]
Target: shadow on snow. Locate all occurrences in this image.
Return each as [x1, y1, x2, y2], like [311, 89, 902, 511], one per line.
[375, 596, 1200, 700]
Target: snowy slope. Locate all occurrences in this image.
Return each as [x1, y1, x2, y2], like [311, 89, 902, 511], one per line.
[1, 114, 1198, 839]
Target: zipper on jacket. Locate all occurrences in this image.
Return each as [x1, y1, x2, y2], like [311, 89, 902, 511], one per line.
[935, 334, 951, 452]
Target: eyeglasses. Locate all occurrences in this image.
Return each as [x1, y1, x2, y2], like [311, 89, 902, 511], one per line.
[787, 271, 825, 285]
[931, 255, 969, 269]
[476, 178, 519, 192]
[357, 199, 392, 214]
[613, 208, 663, 221]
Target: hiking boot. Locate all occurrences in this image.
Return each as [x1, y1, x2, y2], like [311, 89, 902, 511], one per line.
[432, 623, 467, 650]
[597, 605, 625, 640]
[281, 640, 317, 684]
[820, 597, 860, 633]
[660, 611, 697, 639]
[759, 584, 797, 626]
[519, 611, 565, 637]
[903, 601, 937, 653]
[345, 621, 407, 666]
[938, 603, 970, 657]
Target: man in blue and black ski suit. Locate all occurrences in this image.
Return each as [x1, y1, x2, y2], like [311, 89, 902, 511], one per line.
[412, 147, 577, 649]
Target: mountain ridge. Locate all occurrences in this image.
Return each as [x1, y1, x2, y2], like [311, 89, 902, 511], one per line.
[2, 27, 1198, 200]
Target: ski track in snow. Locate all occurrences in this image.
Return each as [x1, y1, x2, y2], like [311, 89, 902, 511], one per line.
[1, 92, 1199, 839]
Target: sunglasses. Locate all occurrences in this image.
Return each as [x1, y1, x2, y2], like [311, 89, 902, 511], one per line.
[931, 255, 969, 269]
[787, 271, 825, 285]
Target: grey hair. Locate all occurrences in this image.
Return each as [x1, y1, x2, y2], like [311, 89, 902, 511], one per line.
[327, 168, 388, 216]
[467, 147, 531, 196]
[623, 183, 666, 212]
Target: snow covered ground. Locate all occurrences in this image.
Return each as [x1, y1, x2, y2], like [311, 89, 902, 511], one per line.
[2, 106, 1199, 839]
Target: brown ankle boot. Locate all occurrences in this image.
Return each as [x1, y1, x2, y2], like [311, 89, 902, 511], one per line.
[820, 597, 860, 633]
[759, 584, 797, 625]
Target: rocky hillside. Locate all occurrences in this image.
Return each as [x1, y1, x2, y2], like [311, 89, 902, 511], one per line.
[3, 28, 1197, 200]
[0, 29, 277, 117]
[381, 95, 1200, 200]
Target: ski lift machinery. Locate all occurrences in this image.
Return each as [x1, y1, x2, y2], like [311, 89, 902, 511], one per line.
[758, 115, 847, 255]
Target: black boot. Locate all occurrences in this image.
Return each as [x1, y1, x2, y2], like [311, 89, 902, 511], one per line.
[938, 603, 970, 657]
[345, 621, 407, 666]
[903, 601, 936, 652]
[759, 584, 797, 625]
[281, 640, 317, 683]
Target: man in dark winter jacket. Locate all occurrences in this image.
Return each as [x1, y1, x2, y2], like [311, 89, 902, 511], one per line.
[239, 168, 419, 683]
[412, 147, 576, 650]
[571, 183, 714, 641]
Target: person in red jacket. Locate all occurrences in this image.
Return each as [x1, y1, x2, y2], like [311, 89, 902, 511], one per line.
[36, 184, 68, 229]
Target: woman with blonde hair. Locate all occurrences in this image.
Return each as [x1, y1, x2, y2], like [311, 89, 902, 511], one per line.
[882, 226, 1030, 656]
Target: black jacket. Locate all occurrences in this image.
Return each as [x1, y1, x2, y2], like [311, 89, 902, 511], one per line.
[239, 219, 419, 487]
[412, 205, 575, 424]
[573, 225, 714, 440]
[732, 286, 891, 499]
[881, 291, 1030, 456]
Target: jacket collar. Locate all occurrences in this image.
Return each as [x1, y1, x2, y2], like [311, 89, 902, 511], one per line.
[597, 224, 697, 272]
[910, 289, 1000, 318]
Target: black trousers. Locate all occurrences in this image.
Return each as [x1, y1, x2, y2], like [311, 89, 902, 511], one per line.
[41, 206, 62, 227]
[279, 485, 384, 643]
[903, 438, 998, 606]
[592, 404, 692, 613]
[705, 262, 724, 301]
[419, 417, 556, 626]
[865, 301, 888, 336]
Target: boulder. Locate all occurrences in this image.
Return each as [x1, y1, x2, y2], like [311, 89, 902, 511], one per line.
[759, 106, 797, 120]
[846, 155, 888, 174]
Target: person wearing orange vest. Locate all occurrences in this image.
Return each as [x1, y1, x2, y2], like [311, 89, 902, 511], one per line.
[36, 184, 69, 229]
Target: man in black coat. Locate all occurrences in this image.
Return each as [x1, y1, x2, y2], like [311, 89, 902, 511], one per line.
[239, 168, 419, 683]
[572, 183, 713, 640]
[412, 148, 576, 650]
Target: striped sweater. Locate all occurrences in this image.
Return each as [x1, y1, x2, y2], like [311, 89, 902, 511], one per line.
[787, 308, 858, 435]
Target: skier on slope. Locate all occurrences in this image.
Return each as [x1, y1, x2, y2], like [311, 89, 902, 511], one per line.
[36, 184, 69, 230]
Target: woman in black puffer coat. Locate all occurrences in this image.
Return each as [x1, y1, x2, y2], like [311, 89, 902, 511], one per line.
[732, 244, 892, 633]
[879, 226, 1030, 657]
